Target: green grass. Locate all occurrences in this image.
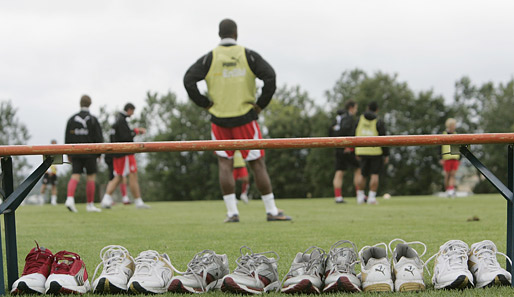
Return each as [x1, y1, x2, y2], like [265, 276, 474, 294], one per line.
[10, 194, 514, 296]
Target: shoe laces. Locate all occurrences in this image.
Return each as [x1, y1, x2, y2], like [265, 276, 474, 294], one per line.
[51, 251, 81, 274]
[234, 246, 279, 290]
[134, 250, 182, 276]
[184, 250, 220, 292]
[22, 241, 53, 275]
[471, 240, 512, 269]
[327, 240, 359, 274]
[92, 245, 133, 282]
[280, 246, 326, 289]
[425, 240, 468, 276]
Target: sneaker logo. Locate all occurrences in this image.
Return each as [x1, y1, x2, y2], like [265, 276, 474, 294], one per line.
[404, 265, 415, 276]
[74, 264, 86, 286]
[375, 265, 385, 275]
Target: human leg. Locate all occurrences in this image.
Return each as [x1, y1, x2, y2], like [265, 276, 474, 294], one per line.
[333, 170, 345, 203]
[65, 160, 83, 212]
[219, 157, 238, 220]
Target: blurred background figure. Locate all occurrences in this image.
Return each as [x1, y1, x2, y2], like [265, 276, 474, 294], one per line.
[440, 118, 460, 197]
[233, 150, 250, 203]
[39, 139, 59, 205]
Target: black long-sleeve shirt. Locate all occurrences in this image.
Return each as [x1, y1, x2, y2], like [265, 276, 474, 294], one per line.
[184, 40, 276, 127]
[110, 111, 136, 157]
[64, 108, 103, 158]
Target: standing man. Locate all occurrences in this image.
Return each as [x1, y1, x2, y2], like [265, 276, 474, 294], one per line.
[39, 139, 59, 205]
[440, 118, 460, 197]
[184, 18, 291, 223]
[233, 150, 250, 203]
[101, 103, 150, 209]
[354, 102, 389, 205]
[330, 100, 361, 203]
[64, 95, 104, 212]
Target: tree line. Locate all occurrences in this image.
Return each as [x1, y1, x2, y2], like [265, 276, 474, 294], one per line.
[2, 69, 514, 202]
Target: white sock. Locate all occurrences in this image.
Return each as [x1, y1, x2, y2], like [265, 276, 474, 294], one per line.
[66, 196, 74, 202]
[262, 193, 278, 216]
[223, 194, 239, 216]
[134, 197, 144, 205]
[357, 190, 365, 198]
[51, 195, 57, 203]
[369, 191, 377, 200]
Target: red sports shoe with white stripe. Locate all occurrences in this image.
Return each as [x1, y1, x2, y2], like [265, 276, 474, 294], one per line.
[11, 243, 53, 294]
[45, 251, 91, 294]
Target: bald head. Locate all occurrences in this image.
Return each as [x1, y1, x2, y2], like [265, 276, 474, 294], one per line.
[219, 19, 237, 39]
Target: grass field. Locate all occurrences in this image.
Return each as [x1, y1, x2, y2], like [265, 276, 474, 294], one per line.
[9, 194, 514, 296]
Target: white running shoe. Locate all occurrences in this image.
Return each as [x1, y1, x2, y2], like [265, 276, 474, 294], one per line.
[65, 197, 78, 213]
[427, 240, 474, 289]
[323, 240, 361, 293]
[221, 246, 280, 294]
[101, 195, 113, 209]
[86, 203, 102, 212]
[468, 240, 512, 288]
[92, 245, 135, 293]
[388, 238, 426, 292]
[128, 250, 181, 294]
[281, 246, 326, 294]
[359, 243, 393, 292]
[168, 250, 229, 293]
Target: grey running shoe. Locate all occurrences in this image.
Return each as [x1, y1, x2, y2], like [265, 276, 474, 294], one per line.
[224, 214, 239, 223]
[281, 246, 326, 294]
[323, 240, 361, 293]
[221, 246, 280, 294]
[168, 250, 229, 293]
[267, 211, 292, 221]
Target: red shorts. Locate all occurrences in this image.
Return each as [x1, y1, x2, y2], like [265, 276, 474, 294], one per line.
[443, 159, 460, 172]
[211, 121, 265, 161]
[233, 167, 249, 180]
[113, 155, 137, 176]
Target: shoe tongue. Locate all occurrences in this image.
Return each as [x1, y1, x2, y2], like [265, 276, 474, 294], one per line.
[107, 250, 124, 259]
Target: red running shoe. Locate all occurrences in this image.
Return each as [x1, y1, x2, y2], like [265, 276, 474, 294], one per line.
[11, 242, 53, 294]
[45, 251, 91, 294]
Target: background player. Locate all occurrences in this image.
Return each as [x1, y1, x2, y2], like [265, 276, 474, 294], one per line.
[101, 103, 149, 209]
[440, 118, 460, 197]
[39, 139, 59, 205]
[233, 150, 250, 203]
[354, 101, 389, 204]
[64, 95, 104, 212]
[184, 18, 291, 222]
[330, 100, 361, 203]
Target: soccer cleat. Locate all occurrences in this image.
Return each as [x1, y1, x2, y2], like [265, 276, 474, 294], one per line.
[92, 245, 135, 293]
[367, 197, 378, 205]
[468, 240, 512, 288]
[388, 238, 426, 291]
[86, 204, 102, 212]
[11, 243, 53, 294]
[45, 251, 91, 294]
[335, 197, 346, 204]
[168, 250, 229, 293]
[122, 196, 131, 205]
[101, 195, 113, 209]
[266, 211, 292, 222]
[51, 196, 57, 205]
[224, 214, 239, 223]
[221, 246, 280, 294]
[128, 250, 181, 294]
[323, 240, 361, 293]
[359, 243, 393, 292]
[427, 240, 474, 289]
[65, 197, 78, 213]
[281, 246, 326, 294]
[134, 198, 150, 209]
[240, 193, 249, 204]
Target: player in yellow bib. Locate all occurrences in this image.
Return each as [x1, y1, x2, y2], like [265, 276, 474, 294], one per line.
[354, 102, 389, 204]
[440, 118, 460, 197]
[184, 19, 291, 223]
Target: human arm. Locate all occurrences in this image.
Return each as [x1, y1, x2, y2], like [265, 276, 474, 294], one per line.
[184, 52, 213, 109]
[246, 49, 276, 110]
[377, 119, 389, 156]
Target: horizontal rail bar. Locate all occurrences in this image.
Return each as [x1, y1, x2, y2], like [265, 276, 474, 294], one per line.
[1, 133, 514, 156]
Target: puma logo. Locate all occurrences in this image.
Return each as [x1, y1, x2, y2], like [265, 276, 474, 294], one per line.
[405, 265, 415, 276]
[375, 265, 385, 275]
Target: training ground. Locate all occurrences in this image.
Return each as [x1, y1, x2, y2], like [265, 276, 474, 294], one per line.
[13, 194, 514, 296]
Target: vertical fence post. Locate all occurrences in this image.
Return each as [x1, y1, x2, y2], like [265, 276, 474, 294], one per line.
[0, 157, 12, 295]
[508, 145, 514, 285]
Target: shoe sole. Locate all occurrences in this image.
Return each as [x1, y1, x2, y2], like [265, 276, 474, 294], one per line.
[397, 282, 425, 292]
[443, 275, 473, 290]
[168, 279, 198, 293]
[66, 206, 77, 213]
[11, 281, 44, 295]
[323, 276, 361, 293]
[46, 281, 82, 294]
[483, 275, 511, 288]
[129, 281, 152, 294]
[94, 278, 125, 294]
[282, 279, 321, 294]
[363, 283, 393, 292]
[221, 277, 264, 294]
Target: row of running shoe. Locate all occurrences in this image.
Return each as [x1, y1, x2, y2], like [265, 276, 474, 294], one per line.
[10, 239, 512, 295]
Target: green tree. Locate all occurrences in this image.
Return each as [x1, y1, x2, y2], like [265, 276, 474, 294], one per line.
[0, 100, 31, 187]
